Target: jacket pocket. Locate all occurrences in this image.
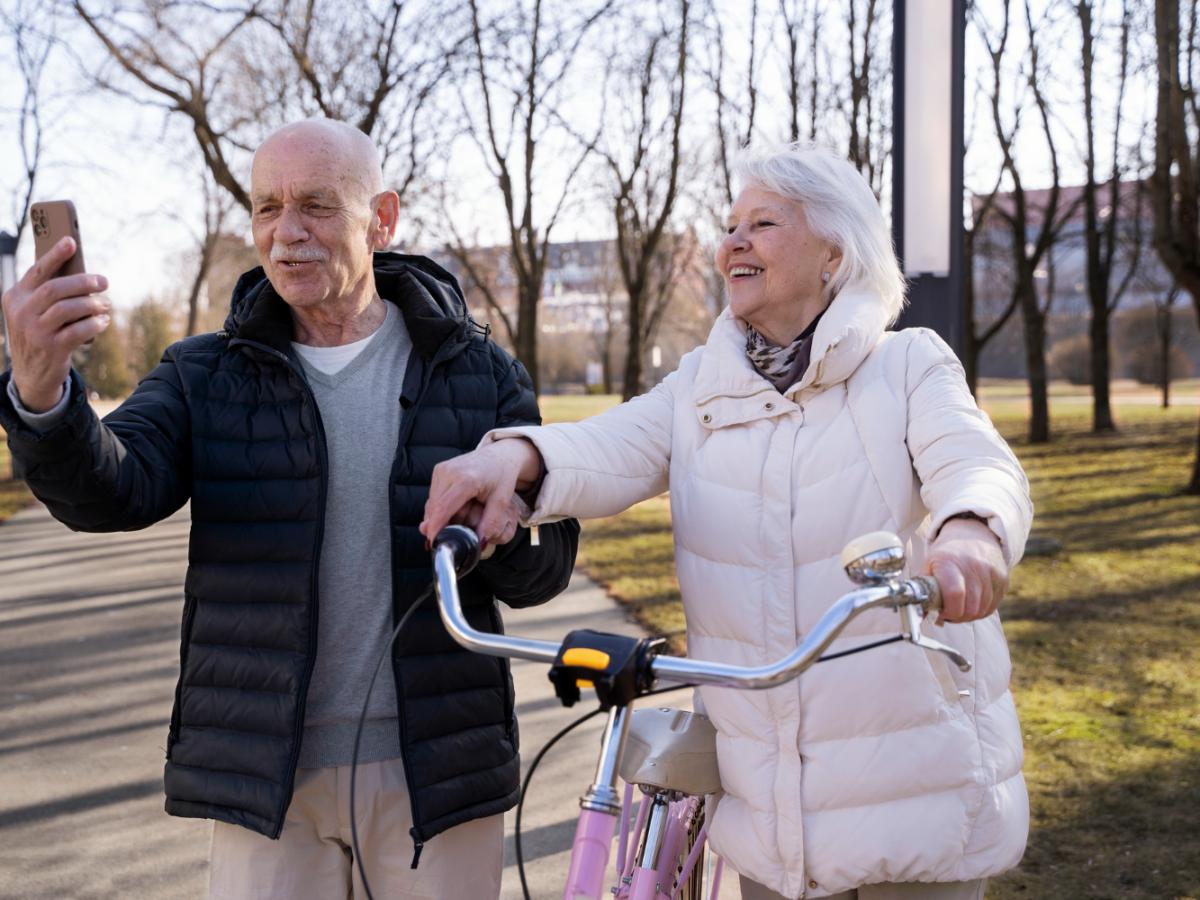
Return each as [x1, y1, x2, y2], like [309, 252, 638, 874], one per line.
[166, 593, 198, 756]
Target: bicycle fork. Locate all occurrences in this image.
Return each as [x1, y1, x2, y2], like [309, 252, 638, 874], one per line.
[564, 706, 631, 899]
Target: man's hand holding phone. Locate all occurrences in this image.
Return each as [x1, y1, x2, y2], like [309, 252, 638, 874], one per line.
[2, 232, 111, 414]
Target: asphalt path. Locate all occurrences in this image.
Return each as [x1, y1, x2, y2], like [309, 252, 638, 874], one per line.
[0, 501, 739, 899]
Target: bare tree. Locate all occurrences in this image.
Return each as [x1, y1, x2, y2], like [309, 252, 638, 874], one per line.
[73, 0, 452, 213]
[777, 0, 833, 146]
[0, 0, 58, 370]
[978, 0, 1078, 443]
[436, 227, 518, 353]
[180, 172, 236, 336]
[587, 242, 626, 395]
[963, 179, 1021, 395]
[700, 0, 761, 208]
[73, 0, 264, 211]
[845, 0, 888, 192]
[599, 0, 691, 399]
[1150, 0, 1200, 492]
[1076, 0, 1138, 432]
[1155, 285, 1182, 407]
[445, 0, 613, 392]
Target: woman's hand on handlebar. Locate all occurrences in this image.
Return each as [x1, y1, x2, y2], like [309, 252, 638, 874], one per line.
[420, 438, 544, 552]
[925, 518, 1008, 624]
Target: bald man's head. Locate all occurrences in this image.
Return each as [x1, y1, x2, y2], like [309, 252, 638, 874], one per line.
[253, 118, 384, 202]
[249, 118, 399, 311]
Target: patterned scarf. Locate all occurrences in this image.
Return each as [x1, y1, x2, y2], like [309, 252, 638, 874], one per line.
[744, 310, 825, 393]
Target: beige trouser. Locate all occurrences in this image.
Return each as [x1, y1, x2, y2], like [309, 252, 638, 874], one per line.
[739, 875, 987, 900]
[208, 758, 504, 899]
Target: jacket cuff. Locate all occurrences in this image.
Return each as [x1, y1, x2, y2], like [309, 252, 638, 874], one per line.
[928, 497, 1027, 570]
[7, 377, 72, 430]
[0, 370, 96, 461]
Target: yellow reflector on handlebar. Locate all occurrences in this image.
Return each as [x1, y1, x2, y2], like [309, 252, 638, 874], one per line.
[562, 648, 611, 670]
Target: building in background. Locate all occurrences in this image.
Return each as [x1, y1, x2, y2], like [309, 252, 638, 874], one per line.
[434, 234, 717, 393]
[972, 180, 1198, 384]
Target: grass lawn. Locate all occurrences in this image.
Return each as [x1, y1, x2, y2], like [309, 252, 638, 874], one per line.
[0, 429, 34, 524]
[540, 388, 1200, 900]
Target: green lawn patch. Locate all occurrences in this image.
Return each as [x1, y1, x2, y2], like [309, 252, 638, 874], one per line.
[544, 388, 1200, 900]
[0, 430, 34, 524]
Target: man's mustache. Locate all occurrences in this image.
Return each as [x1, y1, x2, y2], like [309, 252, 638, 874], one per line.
[270, 246, 328, 263]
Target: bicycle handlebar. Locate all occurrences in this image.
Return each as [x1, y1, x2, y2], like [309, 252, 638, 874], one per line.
[432, 525, 968, 689]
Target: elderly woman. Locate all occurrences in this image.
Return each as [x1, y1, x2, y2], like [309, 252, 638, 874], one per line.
[420, 144, 1032, 900]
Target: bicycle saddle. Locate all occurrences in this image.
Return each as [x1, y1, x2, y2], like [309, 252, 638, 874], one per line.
[618, 707, 722, 796]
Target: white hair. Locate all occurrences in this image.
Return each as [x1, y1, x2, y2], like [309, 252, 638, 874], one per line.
[732, 142, 906, 323]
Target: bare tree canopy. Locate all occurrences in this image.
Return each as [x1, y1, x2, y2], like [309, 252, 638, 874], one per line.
[1076, 0, 1138, 433]
[73, 0, 456, 211]
[1, 0, 58, 370]
[598, 0, 693, 399]
[440, 0, 614, 391]
[976, 0, 1079, 443]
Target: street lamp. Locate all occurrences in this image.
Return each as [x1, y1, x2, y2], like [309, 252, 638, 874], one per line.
[0, 230, 18, 372]
[892, 0, 966, 355]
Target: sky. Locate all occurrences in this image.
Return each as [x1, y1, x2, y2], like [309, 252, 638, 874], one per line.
[0, 0, 1151, 314]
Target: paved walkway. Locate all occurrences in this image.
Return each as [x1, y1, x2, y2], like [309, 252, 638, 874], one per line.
[0, 501, 737, 899]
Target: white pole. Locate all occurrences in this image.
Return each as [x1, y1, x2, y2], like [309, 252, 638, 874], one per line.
[901, 0, 954, 278]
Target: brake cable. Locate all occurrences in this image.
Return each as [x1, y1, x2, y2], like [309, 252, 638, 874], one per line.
[349, 582, 435, 900]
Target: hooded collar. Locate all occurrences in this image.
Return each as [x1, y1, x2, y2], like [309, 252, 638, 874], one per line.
[224, 251, 473, 360]
[692, 286, 892, 427]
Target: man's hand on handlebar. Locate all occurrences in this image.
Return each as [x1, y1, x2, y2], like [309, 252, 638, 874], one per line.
[925, 517, 1008, 624]
[2, 237, 111, 413]
[420, 438, 544, 553]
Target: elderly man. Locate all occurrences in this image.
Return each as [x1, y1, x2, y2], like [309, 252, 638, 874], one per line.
[0, 119, 579, 899]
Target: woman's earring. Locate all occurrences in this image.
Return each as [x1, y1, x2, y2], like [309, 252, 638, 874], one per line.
[821, 271, 831, 284]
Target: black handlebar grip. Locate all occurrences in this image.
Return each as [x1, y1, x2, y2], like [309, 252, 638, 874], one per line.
[434, 525, 482, 577]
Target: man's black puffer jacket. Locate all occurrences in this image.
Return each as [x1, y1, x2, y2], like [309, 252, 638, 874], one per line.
[0, 251, 580, 853]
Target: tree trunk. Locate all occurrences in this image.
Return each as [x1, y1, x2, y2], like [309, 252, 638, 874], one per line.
[622, 285, 644, 401]
[1019, 274, 1050, 443]
[964, 331, 979, 398]
[1158, 304, 1171, 408]
[516, 286, 540, 395]
[1189, 413, 1200, 494]
[184, 236, 216, 337]
[1088, 305, 1116, 430]
[601, 329, 614, 395]
[963, 228, 979, 397]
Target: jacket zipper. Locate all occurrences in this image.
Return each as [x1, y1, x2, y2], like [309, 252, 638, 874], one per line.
[230, 337, 329, 839]
[392, 337, 468, 864]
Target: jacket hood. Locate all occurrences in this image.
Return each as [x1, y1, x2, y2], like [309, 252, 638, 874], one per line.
[224, 251, 474, 358]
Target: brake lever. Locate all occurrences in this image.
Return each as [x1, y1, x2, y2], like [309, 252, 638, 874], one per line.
[899, 600, 973, 672]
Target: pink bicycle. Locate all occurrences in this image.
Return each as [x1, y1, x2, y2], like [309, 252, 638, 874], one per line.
[431, 526, 971, 900]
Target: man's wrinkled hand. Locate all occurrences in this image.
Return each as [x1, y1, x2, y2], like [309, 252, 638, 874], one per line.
[3, 237, 110, 412]
[925, 517, 1008, 624]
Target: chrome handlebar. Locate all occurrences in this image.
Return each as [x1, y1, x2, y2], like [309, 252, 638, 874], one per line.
[431, 525, 971, 690]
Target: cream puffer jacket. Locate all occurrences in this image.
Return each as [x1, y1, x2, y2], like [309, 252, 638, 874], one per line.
[488, 287, 1033, 898]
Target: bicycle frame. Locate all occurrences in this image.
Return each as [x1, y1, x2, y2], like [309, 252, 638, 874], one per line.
[431, 526, 963, 900]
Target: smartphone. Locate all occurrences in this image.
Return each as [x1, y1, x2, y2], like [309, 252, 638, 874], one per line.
[31, 200, 87, 278]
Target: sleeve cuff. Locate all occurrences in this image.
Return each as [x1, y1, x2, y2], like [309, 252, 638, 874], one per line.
[7, 378, 71, 431]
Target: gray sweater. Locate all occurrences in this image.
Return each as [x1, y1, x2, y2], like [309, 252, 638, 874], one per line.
[293, 303, 413, 768]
